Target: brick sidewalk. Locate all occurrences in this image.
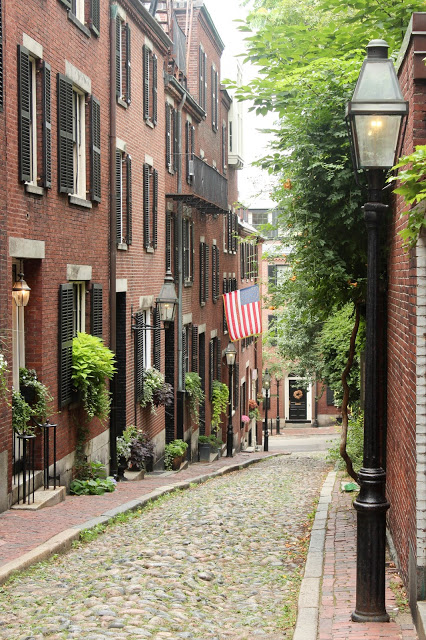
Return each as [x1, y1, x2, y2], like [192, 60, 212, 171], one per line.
[319, 476, 418, 640]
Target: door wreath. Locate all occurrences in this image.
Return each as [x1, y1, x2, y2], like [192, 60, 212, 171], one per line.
[293, 389, 303, 400]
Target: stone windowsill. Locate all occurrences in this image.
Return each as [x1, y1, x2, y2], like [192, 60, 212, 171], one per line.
[25, 184, 44, 196]
[67, 11, 91, 37]
[69, 195, 92, 209]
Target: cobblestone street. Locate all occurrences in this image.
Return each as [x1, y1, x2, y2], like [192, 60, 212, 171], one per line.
[0, 454, 329, 640]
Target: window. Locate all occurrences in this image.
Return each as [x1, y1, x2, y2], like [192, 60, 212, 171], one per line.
[212, 244, 220, 303]
[58, 0, 100, 35]
[12, 264, 25, 390]
[143, 162, 158, 250]
[326, 386, 335, 406]
[116, 18, 131, 105]
[18, 46, 51, 189]
[143, 44, 157, 125]
[199, 241, 209, 305]
[72, 282, 86, 335]
[185, 121, 195, 184]
[268, 314, 277, 347]
[57, 74, 101, 203]
[166, 102, 178, 173]
[211, 64, 218, 131]
[183, 218, 194, 284]
[115, 150, 132, 245]
[242, 241, 257, 280]
[268, 263, 289, 291]
[135, 310, 152, 403]
[198, 45, 207, 110]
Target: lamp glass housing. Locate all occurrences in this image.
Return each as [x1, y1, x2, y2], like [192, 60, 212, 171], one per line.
[263, 370, 271, 391]
[156, 275, 178, 323]
[346, 40, 408, 171]
[225, 342, 237, 367]
[12, 274, 31, 307]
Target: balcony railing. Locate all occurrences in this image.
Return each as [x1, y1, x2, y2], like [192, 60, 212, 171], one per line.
[191, 155, 228, 212]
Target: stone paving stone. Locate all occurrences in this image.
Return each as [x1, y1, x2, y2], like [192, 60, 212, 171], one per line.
[0, 455, 328, 640]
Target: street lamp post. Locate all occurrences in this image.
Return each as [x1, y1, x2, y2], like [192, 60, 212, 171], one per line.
[263, 369, 271, 452]
[346, 39, 408, 622]
[276, 378, 280, 435]
[224, 342, 237, 458]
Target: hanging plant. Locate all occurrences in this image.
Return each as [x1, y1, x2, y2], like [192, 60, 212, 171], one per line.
[71, 332, 116, 421]
[19, 367, 54, 422]
[12, 389, 34, 435]
[211, 380, 229, 432]
[140, 368, 173, 413]
[185, 372, 205, 426]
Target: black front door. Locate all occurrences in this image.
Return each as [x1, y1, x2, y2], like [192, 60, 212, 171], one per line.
[289, 380, 307, 421]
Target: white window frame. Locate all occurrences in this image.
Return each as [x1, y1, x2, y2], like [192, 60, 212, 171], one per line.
[72, 88, 86, 199]
[72, 0, 85, 24]
[72, 281, 86, 335]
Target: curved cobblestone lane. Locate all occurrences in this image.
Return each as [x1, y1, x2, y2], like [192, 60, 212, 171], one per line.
[0, 455, 329, 640]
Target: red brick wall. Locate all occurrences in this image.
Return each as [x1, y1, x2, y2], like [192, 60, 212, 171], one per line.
[387, 16, 426, 587]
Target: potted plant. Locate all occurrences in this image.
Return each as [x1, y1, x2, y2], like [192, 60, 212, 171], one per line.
[198, 435, 212, 462]
[72, 332, 116, 421]
[164, 439, 188, 470]
[248, 399, 260, 422]
[242, 414, 250, 430]
[211, 380, 229, 434]
[185, 372, 205, 426]
[116, 433, 132, 479]
[141, 368, 173, 413]
[12, 389, 34, 436]
[19, 368, 54, 422]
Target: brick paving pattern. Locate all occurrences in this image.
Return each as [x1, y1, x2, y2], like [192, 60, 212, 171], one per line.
[319, 477, 418, 640]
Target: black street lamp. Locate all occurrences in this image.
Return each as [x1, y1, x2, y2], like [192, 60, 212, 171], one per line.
[263, 369, 271, 452]
[224, 342, 237, 457]
[346, 39, 408, 623]
[276, 378, 280, 435]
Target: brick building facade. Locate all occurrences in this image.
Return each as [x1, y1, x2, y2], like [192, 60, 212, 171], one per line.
[386, 12, 426, 614]
[0, 0, 261, 512]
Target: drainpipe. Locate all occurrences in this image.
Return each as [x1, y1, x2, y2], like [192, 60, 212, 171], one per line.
[109, 4, 118, 474]
[176, 92, 186, 440]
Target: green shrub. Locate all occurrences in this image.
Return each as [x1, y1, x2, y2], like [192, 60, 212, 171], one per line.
[70, 476, 116, 495]
[327, 411, 364, 473]
[164, 439, 188, 470]
[211, 380, 229, 431]
[185, 372, 205, 426]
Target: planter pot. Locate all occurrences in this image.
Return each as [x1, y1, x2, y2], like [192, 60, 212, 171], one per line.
[216, 447, 222, 458]
[171, 455, 183, 471]
[198, 443, 211, 462]
[117, 456, 128, 481]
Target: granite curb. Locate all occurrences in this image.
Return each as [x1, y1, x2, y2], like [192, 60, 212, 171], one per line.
[293, 469, 336, 640]
[0, 452, 283, 586]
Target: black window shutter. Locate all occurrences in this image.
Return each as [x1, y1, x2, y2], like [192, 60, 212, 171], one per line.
[216, 337, 222, 382]
[234, 360, 239, 411]
[241, 242, 245, 279]
[173, 109, 179, 172]
[143, 45, 149, 120]
[125, 23, 131, 104]
[199, 242, 205, 304]
[18, 46, 31, 183]
[199, 45, 203, 107]
[152, 168, 158, 250]
[205, 245, 210, 300]
[91, 284, 103, 338]
[211, 65, 215, 129]
[183, 220, 189, 281]
[59, 284, 74, 408]
[152, 54, 158, 125]
[185, 121, 190, 184]
[90, 96, 101, 202]
[203, 52, 207, 110]
[153, 308, 161, 371]
[326, 386, 335, 406]
[57, 73, 74, 194]
[215, 246, 220, 300]
[126, 155, 132, 245]
[174, 214, 179, 284]
[191, 223, 195, 282]
[192, 325, 199, 373]
[143, 163, 150, 247]
[227, 212, 232, 251]
[90, 0, 100, 36]
[182, 328, 187, 384]
[165, 103, 171, 169]
[166, 210, 172, 273]
[209, 339, 214, 400]
[115, 149, 122, 243]
[115, 17, 121, 99]
[212, 245, 217, 303]
[222, 123, 226, 173]
[41, 61, 52, 188]
[135, 312, 144, 401]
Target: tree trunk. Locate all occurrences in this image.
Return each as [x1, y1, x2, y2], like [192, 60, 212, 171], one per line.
[339, 303, 360, 482]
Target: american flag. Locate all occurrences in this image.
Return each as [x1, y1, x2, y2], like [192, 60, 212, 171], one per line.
[223, 285, 262, 342]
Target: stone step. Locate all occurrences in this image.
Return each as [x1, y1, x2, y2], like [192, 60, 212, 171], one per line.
[11, 486, 66, 511]
[124, 469, 145, 481]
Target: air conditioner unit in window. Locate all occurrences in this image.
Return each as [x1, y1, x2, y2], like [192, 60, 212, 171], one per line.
[188, 160, 194, 177]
